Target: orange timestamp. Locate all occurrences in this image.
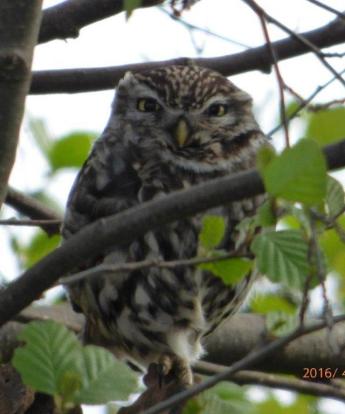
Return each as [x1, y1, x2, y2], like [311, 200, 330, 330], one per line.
[302, 367, 345, 380]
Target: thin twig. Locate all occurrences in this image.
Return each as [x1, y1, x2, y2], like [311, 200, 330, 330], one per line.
[5, 187, 62, 235]
[141, 315, 345, 414]
[0, 218, 61, 228]
[255, 3, 290, 147]
[159, 7, 251, 49]
[195, 361, 345, 401]
[269, 67, 345, 136]
[59, 252, 251, 285]
[242, 0, 345, 89]
[309, 212, 338, 354]
[305, 0, 345, 20]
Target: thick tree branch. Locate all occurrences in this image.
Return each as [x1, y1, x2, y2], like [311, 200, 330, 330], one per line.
[30, 16, 345, 94]
[140, 316, 345, 414]
[0, 0, 43, 208]
[38, 0, 165, 44]
[8, 306, 345, 378]
[0, 140, 344, 326]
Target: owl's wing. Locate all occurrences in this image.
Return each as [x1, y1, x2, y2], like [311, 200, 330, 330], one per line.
[62, 131, 140, 240]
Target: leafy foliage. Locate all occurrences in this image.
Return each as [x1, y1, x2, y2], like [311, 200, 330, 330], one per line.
[262, 138, 327, 205]
[183, 382, 256, 414]
[13, 321, 138, 411]
[199, 215, 226, 250]
[326, 176, 345, 217]
[251, 229, 310, 289]
[198, 215, 253, 284]
[48, 132, 95, 172]
[305, 106, 345, 146]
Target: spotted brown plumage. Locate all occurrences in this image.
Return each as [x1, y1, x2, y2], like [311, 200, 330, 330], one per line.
[62, 65, 268, 384]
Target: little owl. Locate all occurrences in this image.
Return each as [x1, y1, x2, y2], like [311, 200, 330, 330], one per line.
[62, 65, 267, 385]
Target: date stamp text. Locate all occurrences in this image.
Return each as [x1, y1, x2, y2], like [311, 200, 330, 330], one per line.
[302, 368, 344, 380]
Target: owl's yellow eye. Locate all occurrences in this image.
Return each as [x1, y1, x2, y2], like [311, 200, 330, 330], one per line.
[207, 103, 228, 117]
[137, 98, 161, 113]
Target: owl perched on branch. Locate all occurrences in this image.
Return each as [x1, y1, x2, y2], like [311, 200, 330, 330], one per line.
[62, 65, 267, 386]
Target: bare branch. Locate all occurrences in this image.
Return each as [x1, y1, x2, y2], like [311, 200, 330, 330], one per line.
[30, 17, 345, 94]
[59, 252, 252, 285]
[243, 0, 345, 89]
[6, 307, 345, 377]
[305, 0, 345, 20]
[38, 0, 165, 44]
[140, 315, 345, 414]
[159, 8, 251, 49]
[269, 67, 345, 136]
[196, 361, 345, 401]
[0, 140, 344, 327]
[0, 0, 43, 208]
[253, 2, 290, 147]
[0, 218, 61, 228]
[5, 187, 62, 235]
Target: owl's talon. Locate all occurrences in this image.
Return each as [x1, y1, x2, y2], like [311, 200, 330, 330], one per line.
[157, 354, 193, 387]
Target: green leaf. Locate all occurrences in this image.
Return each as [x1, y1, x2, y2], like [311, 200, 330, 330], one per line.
[285, 100, 301, 119]
[255, 199, 276, 227]
[12, 321, 80, 396]
[48, 132, 95, 172]
[256, 144, 276, 174]
[200, 258, 252, 285]
[12, 321, 138, 406]
[201, 382, 256, 414]
[124, 0, 142, 18]
[319, 216, 345, 277]
[199, 216, 226, 250]
[251, 230, 310, 288]
[251, 293, 296, 314]
[262, 138, 327, 205]
[74, 346, 138, 404]
[305, 106, 345, 147]
[326, 176, 345, 217]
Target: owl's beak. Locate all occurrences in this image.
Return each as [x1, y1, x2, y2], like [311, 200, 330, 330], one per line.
[174, 117, 191, 147]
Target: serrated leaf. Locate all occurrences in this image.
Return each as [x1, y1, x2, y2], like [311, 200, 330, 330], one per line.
[48, 132, 95, 172]
[305, 106, 345, 147]
[12, 321, 80, 396]
[200, 258, 252, 285]
[124, 0, 142, 18]
[199, 216, 226, 250]
[326, 176, 345, 217]
[255, 199, 276, 227]
[74, 346, 138, 404]
[262, 138, 327, 205]
[251, 230, 310, 288]
[251, 293, 296, 314]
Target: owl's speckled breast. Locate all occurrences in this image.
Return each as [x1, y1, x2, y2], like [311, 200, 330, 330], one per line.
[62, 65, 268, 372]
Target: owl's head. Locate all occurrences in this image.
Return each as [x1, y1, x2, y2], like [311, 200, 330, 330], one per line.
[110, 65, 262, 169]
